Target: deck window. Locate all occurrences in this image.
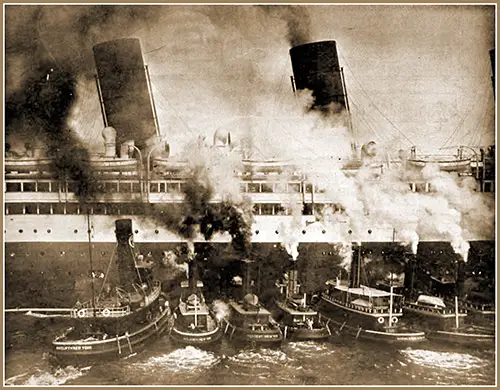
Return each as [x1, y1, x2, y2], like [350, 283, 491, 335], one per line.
[37, 182, 50, 192]
[6, 183, 21, 192]
[288, 183, 301, 193]
[52, 204, 65, 214]
[65, 203, 79, 215]
[38, 203, 52, 214]
[313, 204, 325, 215]
[92, 204, 106, 214]
[274, 204, 286, 215]
[49, 182, 59, 192]
[261, 183, 273, 193]
[149, 182, 159, 193]
[24, 204, 37, 214]
[106, 204, 121, 215]
[7, 204, 23, 214]
[132, 182, 141, 193]
[302, 204, 313, 215]
[67, 182, 78, 193]
[118, 182, 130, 193]
[104, 182, 118, 193]
[167, 182, 180, 193]
[261, 204, 273, 215]
[248, 183, 260, 193]
[274, 183, 286, 193]
[23, 182, 36, 192]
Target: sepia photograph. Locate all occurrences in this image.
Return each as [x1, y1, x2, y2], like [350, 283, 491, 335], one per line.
[3, 3, 496, 386]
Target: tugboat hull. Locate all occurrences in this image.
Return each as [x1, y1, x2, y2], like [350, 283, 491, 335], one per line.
[51, 304, 171, 363]
[170, 325, 223, 346]
[403, 296, 494, 348]
[426, 329, 495, 348]
[318, 295, 426, 344]
[223, 319, 283, 345]
[320, 314, 426, 344]
[283, 325, 331, 341]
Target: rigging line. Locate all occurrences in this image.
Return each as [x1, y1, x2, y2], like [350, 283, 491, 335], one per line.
[97, 245, 118, 299]
[266, 62, 293, 134]
[458, 91, 492, 147]
[348, 98, 392, 145]
[440, 85, 490, 148]
[349, 94, 400, 147]
[469, 101, 492, 148]
[349, 95, 393, 143]
[440, 91, 485, 148]
[149, 78, 196, 136]
[338, 49, 415, 146]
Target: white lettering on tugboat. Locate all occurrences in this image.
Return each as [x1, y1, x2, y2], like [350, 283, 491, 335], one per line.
[55, 345, 93, 351]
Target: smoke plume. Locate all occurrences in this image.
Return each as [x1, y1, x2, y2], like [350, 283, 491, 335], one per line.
[212, 299, 230, 321]
[145, 143, 254, 255]
[260, 5, 311, 47]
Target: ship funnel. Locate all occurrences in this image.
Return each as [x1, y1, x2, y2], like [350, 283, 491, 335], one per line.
[102, 126, 117, 157]
[93, 38, 159, 152]
[289, 40, 347, 113]
[349, 243, 361, 288]
[287, 269, 299, 298]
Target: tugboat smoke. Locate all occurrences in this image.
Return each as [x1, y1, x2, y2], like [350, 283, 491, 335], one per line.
[145, 145, 254, 256]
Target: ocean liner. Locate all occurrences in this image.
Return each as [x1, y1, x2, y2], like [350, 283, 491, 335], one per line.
[4, 38, 495, 310]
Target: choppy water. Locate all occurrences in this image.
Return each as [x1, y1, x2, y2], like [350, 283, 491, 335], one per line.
[4, 316, 496, 386]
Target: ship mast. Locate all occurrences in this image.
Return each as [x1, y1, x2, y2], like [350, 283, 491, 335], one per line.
[86, 212, 97, 319]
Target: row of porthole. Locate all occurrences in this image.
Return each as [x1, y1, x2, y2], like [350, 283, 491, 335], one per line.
[10, 251, 109, 257]
[15, 228, 376, 235]
[16, 228, 144, 234]
[256, 229, 374, 235]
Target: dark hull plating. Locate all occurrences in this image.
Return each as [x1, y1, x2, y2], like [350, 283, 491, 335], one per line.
[51, 305, 171, 363]
[283, 325, 331, 341]
[222, 318, 283, 345]
[169, 326, 223, 346]
[426, 329, 495, 348]
[5, 241, 495, 309]
[317, 298, 426, 344]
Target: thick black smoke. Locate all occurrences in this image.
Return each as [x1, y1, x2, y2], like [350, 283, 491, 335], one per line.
[260, 5, 311, 47]
[6, 60, 98, 199]
[5, 6, 164, 201]
[146, 163, 253, 255]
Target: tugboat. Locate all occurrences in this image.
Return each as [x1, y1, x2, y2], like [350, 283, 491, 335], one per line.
[222, 259, 283, 345]
[316, 243, 426, 344]
[169, 248, 223, 346]
[403, 256, 495, 347]
[403, 295, 494, 347]
[272, 267, 331, 341]
[51, 218, 171, 362]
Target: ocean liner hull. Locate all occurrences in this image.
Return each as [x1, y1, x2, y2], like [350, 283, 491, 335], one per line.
[5, 241, 495, 309]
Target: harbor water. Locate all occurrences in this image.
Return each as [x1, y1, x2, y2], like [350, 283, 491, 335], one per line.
[4, 316, 495, 386]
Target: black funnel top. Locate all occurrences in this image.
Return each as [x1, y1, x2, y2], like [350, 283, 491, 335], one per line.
[93, 38, 157, 150]
[290, 40, 346, 112]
